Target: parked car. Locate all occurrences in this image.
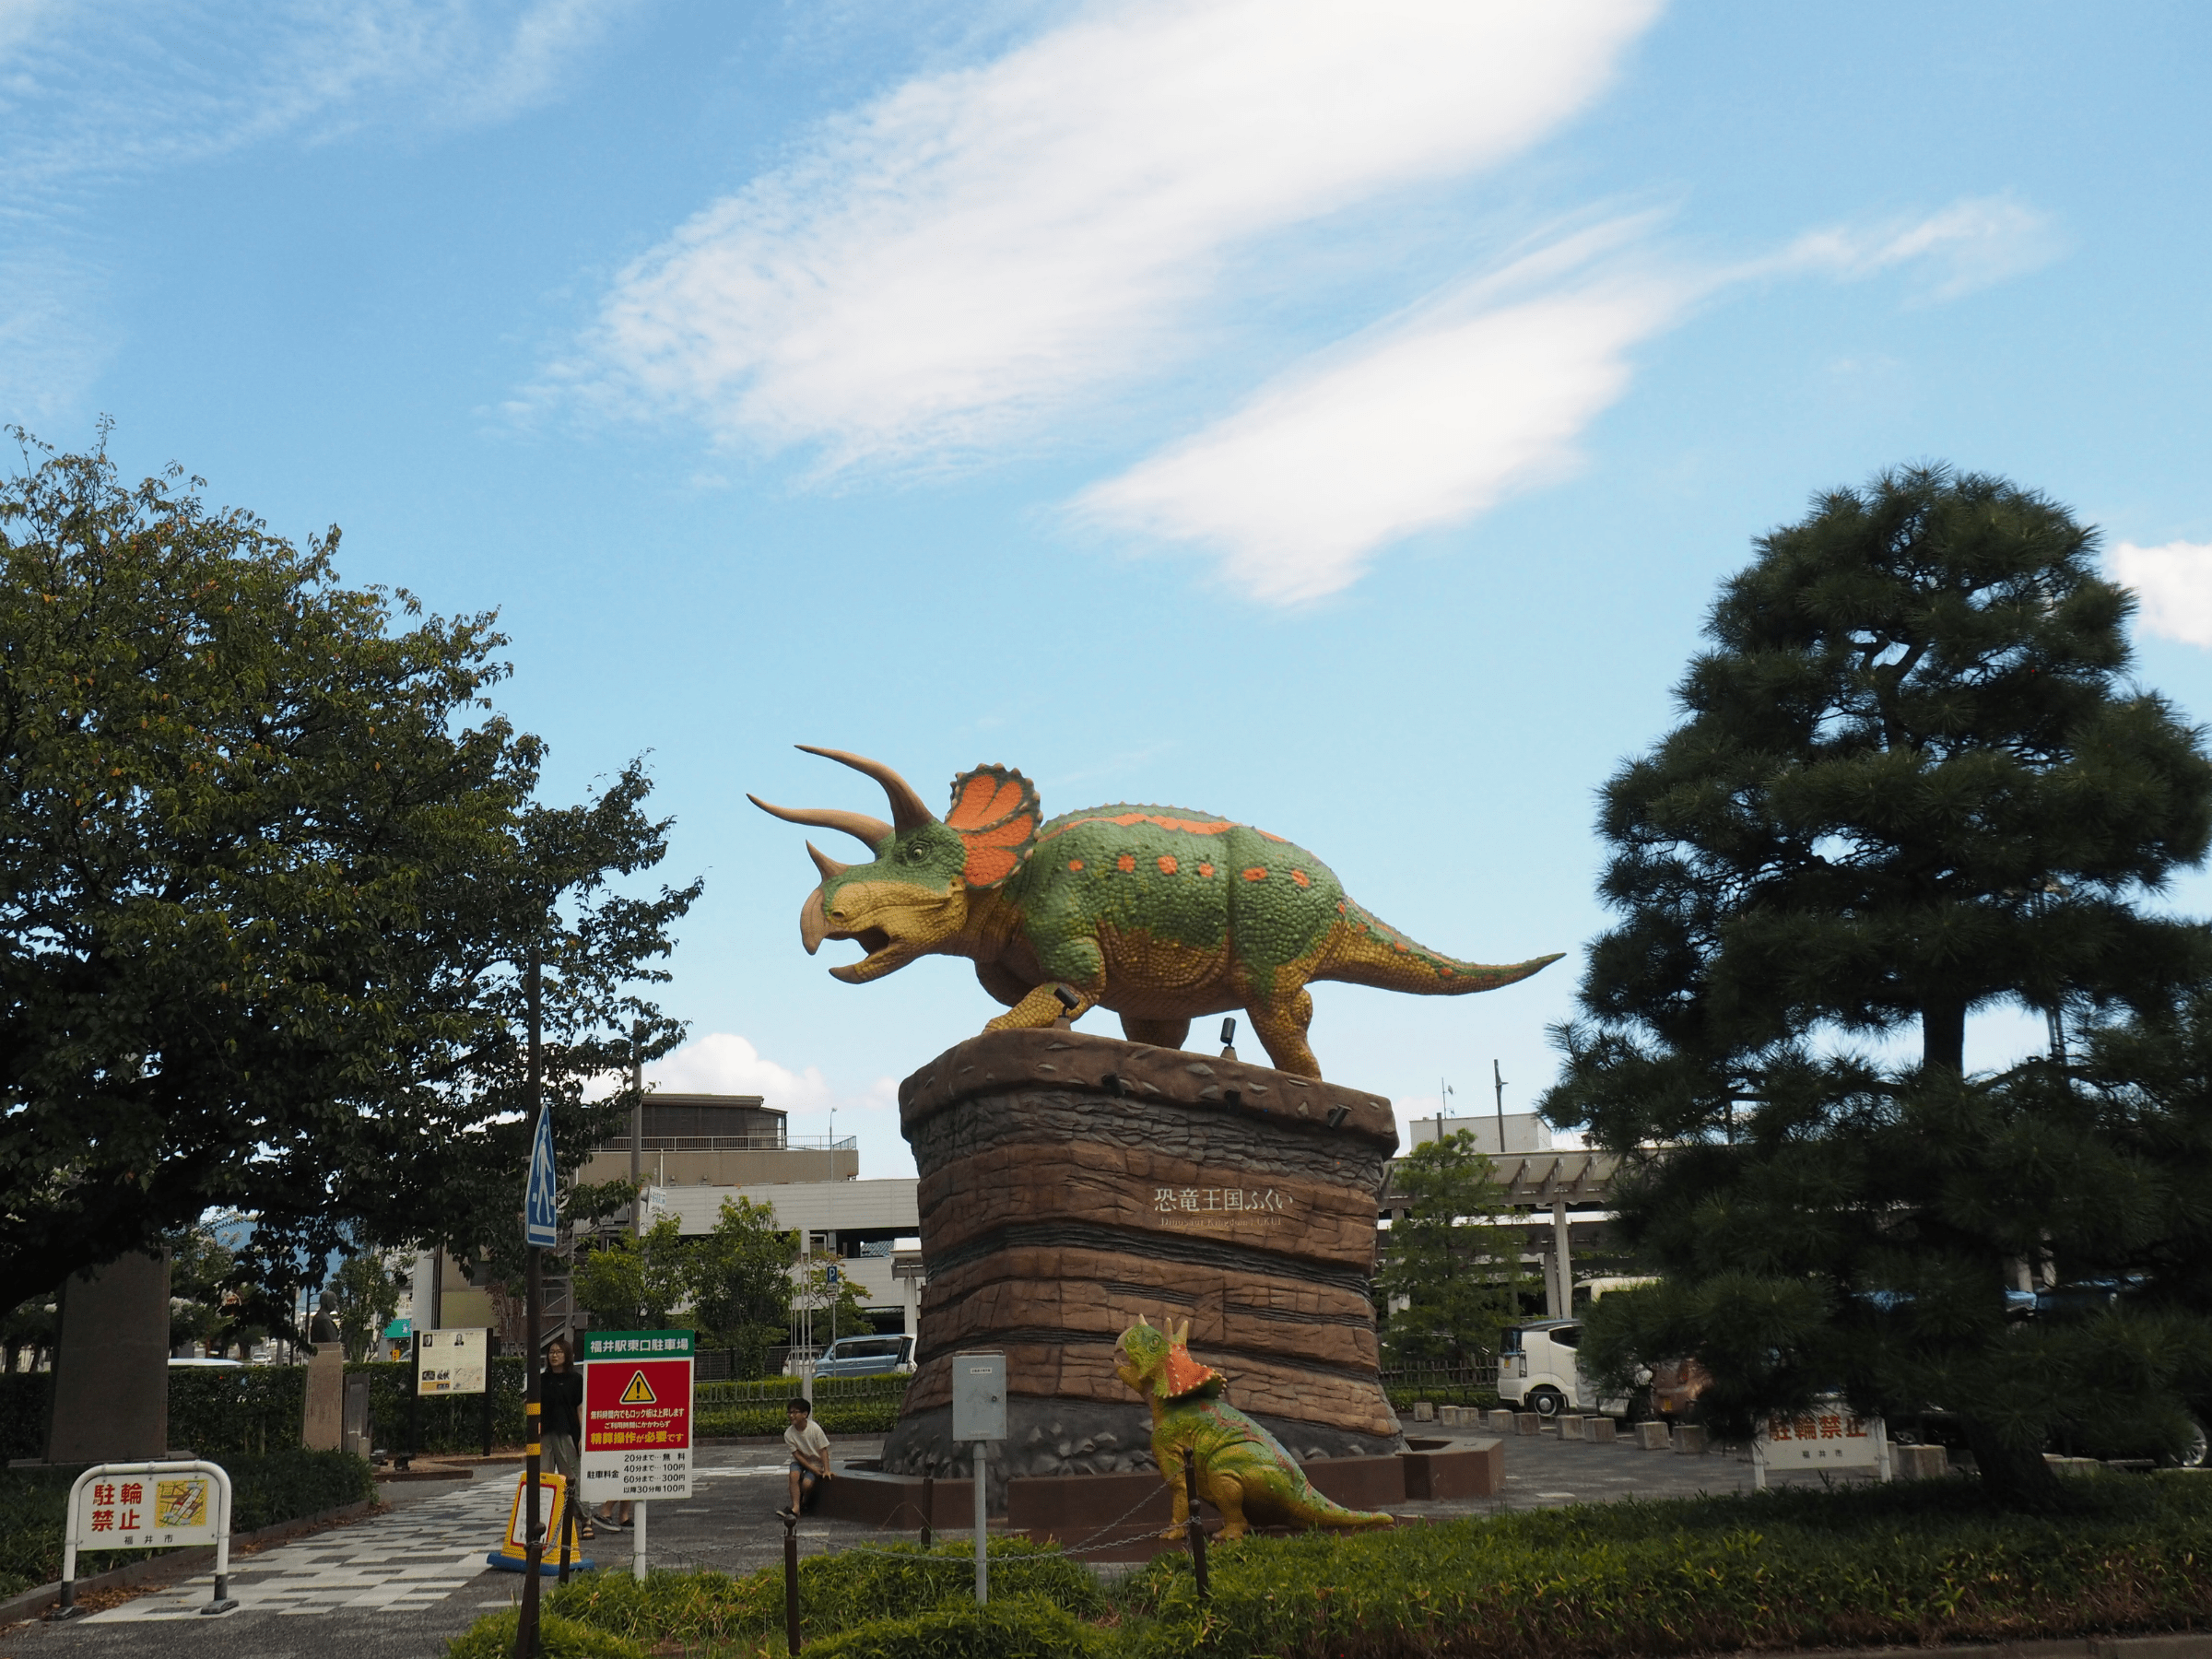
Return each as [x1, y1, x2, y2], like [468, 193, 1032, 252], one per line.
[1498, 1319, 1630, 1418]
[811, 1335, 914, 1378]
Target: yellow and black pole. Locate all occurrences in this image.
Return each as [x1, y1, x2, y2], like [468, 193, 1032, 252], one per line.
[515, 947, 546, 1659]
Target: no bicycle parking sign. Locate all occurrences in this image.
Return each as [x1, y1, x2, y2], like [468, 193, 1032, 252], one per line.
[582, 1329, 694, 1501]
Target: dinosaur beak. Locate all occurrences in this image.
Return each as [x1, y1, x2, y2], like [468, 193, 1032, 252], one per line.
[801, 887, 829, 956]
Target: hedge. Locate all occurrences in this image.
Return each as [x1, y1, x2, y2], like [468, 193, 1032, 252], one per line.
[0, 1449, 374, 1599]
[1383, 1383, 1500, 1412]
[453, 1473, 2212, 1659]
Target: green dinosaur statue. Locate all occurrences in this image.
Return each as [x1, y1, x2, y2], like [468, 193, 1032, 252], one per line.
[1113, 1316, 1392, 1538]
[750, 747, 1559, 1080]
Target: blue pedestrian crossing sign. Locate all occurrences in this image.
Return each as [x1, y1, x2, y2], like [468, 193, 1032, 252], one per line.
[524, 1107, 559, 1248]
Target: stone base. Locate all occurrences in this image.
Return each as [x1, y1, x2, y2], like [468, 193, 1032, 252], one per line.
[46, 1253, 169, 1465]
[882, 1397, 1406, 1512]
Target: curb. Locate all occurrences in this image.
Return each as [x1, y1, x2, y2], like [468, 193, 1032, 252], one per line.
[0, 1497, 378, 1625]
[1745, 1638, 2212, 1659]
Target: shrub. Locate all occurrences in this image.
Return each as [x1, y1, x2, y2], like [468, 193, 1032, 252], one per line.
[0, 1374, 50, 1462]
[698, 1399, 902, 1438]
[353, 1356, 531, 1453]
[169, 1366, 308, 1454]
[1118, 1473, 2212, 1657]
[807, 1594, 1107, 1659]
[444, 1608, 647, 1658]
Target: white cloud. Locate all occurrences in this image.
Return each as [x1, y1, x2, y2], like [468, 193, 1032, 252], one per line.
[646, 1031, 897, 1128]
[571, 0, 1661, 463]
[2112, 540, 2212, 648]
[1078, 196, 2062, 604]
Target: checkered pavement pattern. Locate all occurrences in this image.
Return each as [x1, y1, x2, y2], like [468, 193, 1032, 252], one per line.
[86, 1476, 514, 1620]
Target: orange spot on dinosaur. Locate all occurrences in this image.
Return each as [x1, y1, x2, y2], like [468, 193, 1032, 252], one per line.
[1117, 853, 1136, 873]
[1068, 860, 1084, 872]
[1157, 854, 1178, 875]
[1197, 863, 1215, 878]
[1242, 867, 1267, 882]
[1394, 941, 1409, 953]
[1036, 813, 1237, 844]
[1290, 869, 1311, 888]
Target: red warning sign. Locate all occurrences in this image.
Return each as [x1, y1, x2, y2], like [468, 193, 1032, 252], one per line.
[582, 1330, 693, 1500]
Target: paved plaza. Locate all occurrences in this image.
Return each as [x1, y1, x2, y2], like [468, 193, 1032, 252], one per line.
[0, 1424, 1819, 1658]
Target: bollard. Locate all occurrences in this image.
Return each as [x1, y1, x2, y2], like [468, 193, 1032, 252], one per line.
[1439, 1405, 1463, 1427]
[1412, 1400, 1434, 1422]
[1487, 1409, 1516, 1434]
[972, 1441, 989, 1606]
[1515, 1413, 1544, 1435]
[1636, 1420, 1670, 1450]
[921, 1476, 934, 1548]
[1558, 1415, 1585, 1441]
[783, 1510, 802, 1653]
[1588, 1417, 1618, 1444]
[1182, 1449, 1209, 1604]
[1672, 1423, 1709, 1455]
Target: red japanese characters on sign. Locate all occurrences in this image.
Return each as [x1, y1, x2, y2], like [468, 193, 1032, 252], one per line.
[581, 1330, 694, 1501]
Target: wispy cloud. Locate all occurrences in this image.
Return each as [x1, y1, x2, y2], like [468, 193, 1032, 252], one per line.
[2112, 539, 2212, 648]
[1078, 195, 2062, 604]
[565, 0, 1662, 463]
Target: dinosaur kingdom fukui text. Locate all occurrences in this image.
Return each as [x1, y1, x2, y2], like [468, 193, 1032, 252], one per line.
[750, 747, 1559, 1079]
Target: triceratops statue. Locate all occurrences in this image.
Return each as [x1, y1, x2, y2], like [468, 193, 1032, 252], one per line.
[750, 747, 1559, 1080]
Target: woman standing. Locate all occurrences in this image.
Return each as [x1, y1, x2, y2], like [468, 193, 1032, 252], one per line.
[541, 1336, 591, 1542]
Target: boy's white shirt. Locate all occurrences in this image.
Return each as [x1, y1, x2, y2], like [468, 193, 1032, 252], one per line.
[785, 1418, 830, 1465]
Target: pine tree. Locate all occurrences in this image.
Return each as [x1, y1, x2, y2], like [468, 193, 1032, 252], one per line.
[1546, 465, 2212, 1505]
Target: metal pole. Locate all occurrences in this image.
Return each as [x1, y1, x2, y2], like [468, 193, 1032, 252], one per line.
[971, 1441, 988, 1606]
[1182, 1449, 1209, 1602]
[516, 947, 545, 1659]
[632, 1499, 648, 1581]
[1494, 1059, 1507, 1154]
[921, 1476, 934, 1548]
[409, 1331, 422, 1465]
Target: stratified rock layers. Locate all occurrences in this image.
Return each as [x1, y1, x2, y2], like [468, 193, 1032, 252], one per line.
[880, 1029, 1403, 1491]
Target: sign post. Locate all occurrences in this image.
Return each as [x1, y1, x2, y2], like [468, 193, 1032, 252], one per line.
[53, 1461, 236, 1618]
[951, 1353, 1006, 1606]
[1751, 1400, 1889, 1489]
[582, 1329, 694, 1580]
[516, 948, 554, 1658]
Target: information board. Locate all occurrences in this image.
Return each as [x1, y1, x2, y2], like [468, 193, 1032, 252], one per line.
[418, 1327, 488, 1395]
[581, 1329, 694, 1500]
[1751, 1398, 1889, 1486]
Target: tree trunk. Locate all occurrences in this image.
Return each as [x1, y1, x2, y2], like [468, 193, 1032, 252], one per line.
[1959, 1416, 2064, 1510]
[1922, 998, 1966, 1074]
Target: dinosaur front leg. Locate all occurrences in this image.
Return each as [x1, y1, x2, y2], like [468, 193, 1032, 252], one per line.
[985, 936, 1102, 1032]
[1157, 1456, 1192, 1539]
[1246, 986, 1321, 1078]
[984, 981, 1098, 1031]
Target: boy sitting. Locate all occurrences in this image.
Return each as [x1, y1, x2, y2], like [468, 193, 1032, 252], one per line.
[781, 1396, 831, 1520]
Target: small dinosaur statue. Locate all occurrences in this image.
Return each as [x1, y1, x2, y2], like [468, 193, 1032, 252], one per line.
[749, 747, 1559, 1079]
[1113, 1316, 1393, 1539]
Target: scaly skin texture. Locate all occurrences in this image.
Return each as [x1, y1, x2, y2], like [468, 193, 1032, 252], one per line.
[1112, 1317, 1393, 1538]
[751, 754, 1561, 1079]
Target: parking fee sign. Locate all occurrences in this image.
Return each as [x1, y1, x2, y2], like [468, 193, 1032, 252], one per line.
[581, 1330, 693, 1500]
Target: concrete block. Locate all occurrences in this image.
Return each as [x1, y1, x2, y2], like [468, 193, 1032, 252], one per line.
[1587, 1417, 1618, 1444]
[1402, 1440, 1502, 1500]
[1487, 1409, 1517, 1434]
[1412, 1400, 1434, 1422]
[1892, 1443, 1948, 1480]
[1515, 1413, 1544, 1435]
[1672, 1423, 1710, 1455]
[1558, 1414, 1585, 1440]
[302, 1347, 346, 1452]
[1437, 1405, 1462, 1426]
[1636, 1420, 1670, 1450]
[1303, 1455, 1408, 1510]
[46, 1252, 170, 1464]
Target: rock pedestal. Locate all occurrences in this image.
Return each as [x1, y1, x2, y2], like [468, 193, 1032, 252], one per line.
[882, 1029, 1402, 1503]
[302, 1347, 346, 1451]
[45, 1253, 171, 1465]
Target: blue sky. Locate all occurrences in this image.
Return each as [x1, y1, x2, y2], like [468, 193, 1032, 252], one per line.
[8, 2, 2212, 1180]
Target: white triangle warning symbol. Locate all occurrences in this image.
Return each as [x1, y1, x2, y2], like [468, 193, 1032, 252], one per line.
[618, 1370, 656, 1405]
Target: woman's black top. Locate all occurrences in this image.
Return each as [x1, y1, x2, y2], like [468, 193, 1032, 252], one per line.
[542, 1368, 583, 1441]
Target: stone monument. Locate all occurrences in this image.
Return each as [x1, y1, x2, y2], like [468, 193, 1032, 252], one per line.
[302, 1293, 346, 1452]
[44, 1252, 171, 1464]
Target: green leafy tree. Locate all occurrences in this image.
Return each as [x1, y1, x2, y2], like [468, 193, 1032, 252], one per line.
[572, 1216, 694, 1331]
[0, 432, 700, 1312]
[1377, 1131, 1524, 1371]
[1546, 466, 2212, 1505]
[167, 1225, 239, 1356]
[688, 1199, 796, 1374]
[329, 1249, 407, 1361]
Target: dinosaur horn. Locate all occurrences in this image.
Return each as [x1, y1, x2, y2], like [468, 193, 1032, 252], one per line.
[806, 841, 852, 882]
[794, 746, 938, 833]
[747, 794, 892, 853]
[1170, 1317, 1190, 1347]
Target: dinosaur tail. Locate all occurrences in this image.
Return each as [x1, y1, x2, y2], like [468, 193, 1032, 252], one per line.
[1302, 1488, 1396, 1529]
[1318, 900, 1562, 997]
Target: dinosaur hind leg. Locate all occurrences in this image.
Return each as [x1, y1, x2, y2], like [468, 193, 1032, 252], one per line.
[1121, 1015, 1191, 1050]
[1206, 1472, 1250, 1540]
[1246, 987, 1319, 1078]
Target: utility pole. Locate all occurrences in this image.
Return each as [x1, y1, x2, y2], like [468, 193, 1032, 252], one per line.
[630, 1022, 645, 1242]
[1493, 1059, 1507, 1155]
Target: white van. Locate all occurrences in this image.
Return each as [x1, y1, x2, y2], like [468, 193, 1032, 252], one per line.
[1498, 1319, 1628, 1418]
